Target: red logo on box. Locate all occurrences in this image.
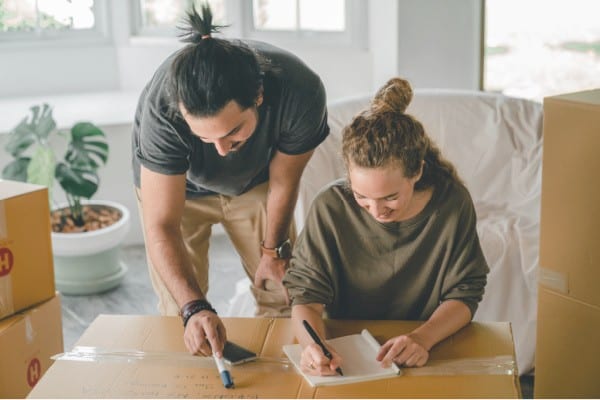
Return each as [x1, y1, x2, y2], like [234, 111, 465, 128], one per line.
[27, 358, 42, 387]
[0, 247, 14, 277]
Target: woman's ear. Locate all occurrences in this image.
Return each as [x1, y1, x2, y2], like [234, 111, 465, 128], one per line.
[413, 160, 425, 183]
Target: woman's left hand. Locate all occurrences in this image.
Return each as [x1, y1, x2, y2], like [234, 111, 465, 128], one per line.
[376, 333, 429, 368]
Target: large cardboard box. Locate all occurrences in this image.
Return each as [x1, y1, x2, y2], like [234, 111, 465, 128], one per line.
[534, 288, 600, 398]
[29, 316, 520, 398]
[0, 294, 64, 398]
[538, 90, 600, 306]
[0, 180, 55, 320]
[536, 89, 600, 398]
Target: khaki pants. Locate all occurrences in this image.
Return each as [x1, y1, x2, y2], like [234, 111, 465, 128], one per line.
[136, 182, 295, 317]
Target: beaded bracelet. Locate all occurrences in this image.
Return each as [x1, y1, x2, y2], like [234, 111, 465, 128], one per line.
[180, 299, 217, 327]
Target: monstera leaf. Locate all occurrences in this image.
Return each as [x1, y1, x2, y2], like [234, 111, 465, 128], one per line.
[27, 147, 56, 189]
[4, 104, 56, 157]
[1, 157, 31, 182]
[64, 122, 108, 170]
[55, 163, 100, 199]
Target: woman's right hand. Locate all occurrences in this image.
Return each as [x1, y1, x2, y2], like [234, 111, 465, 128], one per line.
[300, 342, 343, 376]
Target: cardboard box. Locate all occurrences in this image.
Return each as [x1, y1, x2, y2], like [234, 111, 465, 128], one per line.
[0, 180, 55, 320]
[534, 288, 600, 398]
[29, 316, 520, 398]
[0, 294, 64, 398]
[539, 90, 600, 306]
[536, 90, 600, 398]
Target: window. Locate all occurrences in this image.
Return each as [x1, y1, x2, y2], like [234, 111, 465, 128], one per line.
[484, 0, 600, 102]
[243, 0, 365, 48]
[252, 0, 345, 32]
[133, 0, 226, 36]
[0, 0, 107, 41]
[133, 0, 365, 48]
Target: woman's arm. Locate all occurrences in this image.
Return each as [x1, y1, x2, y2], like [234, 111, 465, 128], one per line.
[291, 303, 343, 376]
[377, 299, 471, 367]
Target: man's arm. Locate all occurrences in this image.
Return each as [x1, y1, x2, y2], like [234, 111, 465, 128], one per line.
[254, 149, 314, 291]
[140, 165, 226, 356]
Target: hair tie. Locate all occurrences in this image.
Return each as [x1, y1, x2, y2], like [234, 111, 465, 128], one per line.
[201, 34, 211, 40]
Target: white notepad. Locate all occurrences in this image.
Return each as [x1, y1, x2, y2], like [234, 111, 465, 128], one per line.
[283, 329, 402, 387]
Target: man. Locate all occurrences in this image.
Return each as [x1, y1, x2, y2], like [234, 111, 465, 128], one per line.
[132, 5, 329, 357]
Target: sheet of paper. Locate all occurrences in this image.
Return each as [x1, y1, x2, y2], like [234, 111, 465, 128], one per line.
[283, 329, 401, 387]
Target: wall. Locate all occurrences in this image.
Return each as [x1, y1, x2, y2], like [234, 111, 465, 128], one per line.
[0, 1, 483, 100]
[0, 0, 483, 245]
[396, 0, 483, 89]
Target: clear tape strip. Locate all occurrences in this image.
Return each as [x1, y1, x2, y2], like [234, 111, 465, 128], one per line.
[401, 355, 516, 376]
[539, 267, 568, 294]
[55, 347, 514, 376]
[53, 346, 291, 373]
[0, 201, 15, 318]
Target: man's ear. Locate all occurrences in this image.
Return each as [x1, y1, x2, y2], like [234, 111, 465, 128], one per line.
[255, 85, 264, 107]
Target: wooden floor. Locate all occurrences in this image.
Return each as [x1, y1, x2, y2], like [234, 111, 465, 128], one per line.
[60, 234, 249, 350]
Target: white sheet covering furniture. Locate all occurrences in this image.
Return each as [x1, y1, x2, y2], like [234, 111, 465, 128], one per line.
[294, 89, 543, 375]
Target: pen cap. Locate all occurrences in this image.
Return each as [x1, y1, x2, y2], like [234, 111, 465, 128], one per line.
[220, 371, 234, 389]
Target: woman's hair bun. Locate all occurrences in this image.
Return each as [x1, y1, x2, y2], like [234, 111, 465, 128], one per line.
[371, 77, 413, 114]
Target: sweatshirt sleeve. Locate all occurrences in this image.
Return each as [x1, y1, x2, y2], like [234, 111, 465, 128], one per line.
[283, 191, 336, 307]
[440, 190, 489, 318]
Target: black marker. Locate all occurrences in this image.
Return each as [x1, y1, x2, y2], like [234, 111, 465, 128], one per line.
[302, 319, 344, 376]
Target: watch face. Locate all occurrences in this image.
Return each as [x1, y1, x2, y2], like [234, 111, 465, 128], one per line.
[277, 240, 292, 259]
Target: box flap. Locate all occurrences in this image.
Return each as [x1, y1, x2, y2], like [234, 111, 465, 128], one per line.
[545, 89, 600, 106]
[0, 180, 46, 200]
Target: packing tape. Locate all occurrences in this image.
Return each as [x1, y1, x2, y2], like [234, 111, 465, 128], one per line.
[54, 347, 514, 376]
[539, 267, 568, 294]
[0, 201, 15, 317]
[402, 355, 516, 376]
[53, 346, 292, 373]
[0, 201, 6, 239]
[0, 276, 15, 317]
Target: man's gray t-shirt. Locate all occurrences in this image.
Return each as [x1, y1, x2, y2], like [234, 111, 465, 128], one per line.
[132, 40, 329, 197]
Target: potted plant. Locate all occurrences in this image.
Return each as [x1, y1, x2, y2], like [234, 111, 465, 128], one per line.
[2, 103, 130, 295]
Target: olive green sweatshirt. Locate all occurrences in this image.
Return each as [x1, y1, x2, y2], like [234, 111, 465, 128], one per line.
[283, 178, 488, 320]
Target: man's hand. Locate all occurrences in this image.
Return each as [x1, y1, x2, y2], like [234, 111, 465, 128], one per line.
[254, 254, 290, 304]
[183, 310, 227, 356]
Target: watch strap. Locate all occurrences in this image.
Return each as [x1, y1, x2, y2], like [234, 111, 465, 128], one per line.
[260, 239, 290, 259]
[180, 299, 217, 327]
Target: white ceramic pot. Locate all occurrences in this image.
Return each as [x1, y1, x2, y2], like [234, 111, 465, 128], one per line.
[52, 200, 130, 295]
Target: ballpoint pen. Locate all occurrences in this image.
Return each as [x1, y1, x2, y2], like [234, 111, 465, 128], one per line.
[213, 354, 235, 389]
[302, 319, 344, 376]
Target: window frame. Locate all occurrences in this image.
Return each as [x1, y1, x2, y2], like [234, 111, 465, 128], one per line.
[0, 0, 110, 48]
[240, 0, 367, 50]
[130, 0, 368, 50]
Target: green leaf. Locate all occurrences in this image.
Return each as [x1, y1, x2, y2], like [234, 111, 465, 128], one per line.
[4, 104, 56, 157]
[27, 147, 56, 189]
[1, 157, 31, 182]
[4, 128, 36, 157]
[64, 122, 109, 170]
[55, 162, 99, 199]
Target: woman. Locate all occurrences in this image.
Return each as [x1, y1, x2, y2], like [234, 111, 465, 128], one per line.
[283, 78, 489, 376]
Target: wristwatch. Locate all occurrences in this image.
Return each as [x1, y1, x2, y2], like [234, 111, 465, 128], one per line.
[261, 238, 292, 259]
